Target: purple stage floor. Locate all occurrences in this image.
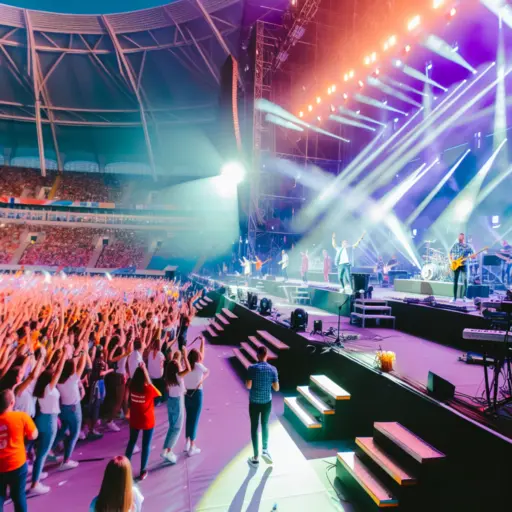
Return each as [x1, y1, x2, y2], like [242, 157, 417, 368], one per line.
[17, 319, 343, 512]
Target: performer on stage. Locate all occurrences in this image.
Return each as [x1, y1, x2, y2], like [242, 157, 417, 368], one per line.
[449, 233, 475, 302]
[332, 232, 364, 294]
[374, 256, 385, 286]
[277, 249, 289, 282]
[240, 256, 252, 277]
[322, 250, 332, 283]
[499, 239, 512, 286]
[254, 255, 271, 278]
[386, 254, 399, 286]
[300, 250, 309, 284]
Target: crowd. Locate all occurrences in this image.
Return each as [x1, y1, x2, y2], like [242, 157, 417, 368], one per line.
[96, 231, 149, 269]
[0, 168, 52, 199]
[19, 227, 104, 268]
[53, 173, 123, 204]
[0, 225, 25, 265]
[0, 274, 208, 511]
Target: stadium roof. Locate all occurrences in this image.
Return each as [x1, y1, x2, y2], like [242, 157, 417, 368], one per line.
[0, 0, 246, 173]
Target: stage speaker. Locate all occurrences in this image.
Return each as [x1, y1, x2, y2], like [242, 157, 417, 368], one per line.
[164, 265, 177, 280]
[313, 319, 322, 333]
[102, 238, 109, 246]
[291, 308, 308, 332]
[427, 372, 455, 401]
[466, 284, 490, 299]
[259, 297, 272, 315]
[265, 275, 276, 281]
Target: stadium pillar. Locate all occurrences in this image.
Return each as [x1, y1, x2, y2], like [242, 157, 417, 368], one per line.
[102, 16, 157, 180]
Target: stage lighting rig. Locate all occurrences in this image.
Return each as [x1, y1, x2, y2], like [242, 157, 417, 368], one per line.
[259, 297, 273, 316]
[290, 308, 308, 332]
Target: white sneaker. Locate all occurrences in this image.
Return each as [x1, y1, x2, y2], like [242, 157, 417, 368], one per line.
[184, 440, 191, 452]
[462, 297, 468, 303]
[339, 288, 345, 294]
[30, 483, 50, 495]
[79, 430, 87, 440]
[161, 451, 177, 464]
[247, 457, 259, 468]
[188, 446, 201, 456]
[59, 460, 79, 471]
[106, 421, 120, 432]
[261, 449, 273, 464]
[450, 298, 456, 303]
[133, 444, 140, 454]
[39, 472, 48, 481]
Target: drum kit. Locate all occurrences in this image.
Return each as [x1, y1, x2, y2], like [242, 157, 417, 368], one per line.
[420, 240, 453, 282]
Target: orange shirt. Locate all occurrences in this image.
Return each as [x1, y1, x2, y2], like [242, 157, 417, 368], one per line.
[0, 411, 36, 473]
[129, 384, 160, 430]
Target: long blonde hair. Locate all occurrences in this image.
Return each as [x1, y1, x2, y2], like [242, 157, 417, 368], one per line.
[95, 456, 134, 512]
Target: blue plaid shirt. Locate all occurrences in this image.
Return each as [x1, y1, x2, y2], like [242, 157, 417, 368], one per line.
[248, 362, 279, 404]
[450, 242, 474, 270]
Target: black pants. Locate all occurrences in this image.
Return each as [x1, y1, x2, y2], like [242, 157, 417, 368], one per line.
[0, 462, 28, 512]
[453, 267, 468, 299]
[338, 264, 351, 289]
[249, 401, 272, 458]
[502, 263, 511, 285]
[178, 327, 188, 351]
[377, 272, 384, 286]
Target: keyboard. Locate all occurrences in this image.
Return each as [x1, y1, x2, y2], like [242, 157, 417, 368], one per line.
[463, 329, 512, 342]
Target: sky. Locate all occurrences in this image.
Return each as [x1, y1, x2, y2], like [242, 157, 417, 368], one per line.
[6, 0, 171, 14]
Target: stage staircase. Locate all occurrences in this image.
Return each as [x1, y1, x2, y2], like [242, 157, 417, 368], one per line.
[195, 296, 214, 318]
[232, 329, 290, 372]
[281, 284, 311, 305]
[202, 306, 239, 341]
[337, 422, 446, 509]
[283, 374, 351, 441]
[351, 298, 396, 328]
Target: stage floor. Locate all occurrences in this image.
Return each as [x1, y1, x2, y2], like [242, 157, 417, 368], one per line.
[22, 319, 343, 512]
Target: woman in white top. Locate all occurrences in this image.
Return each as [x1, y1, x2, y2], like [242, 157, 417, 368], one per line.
[54, 350, 87, 471]
[183, 337, 209, 456]
[31, 350, 67, 495]
[147, 338, 165, 405]
[90, 455, 143, 512]
[161, 347, 191, 464]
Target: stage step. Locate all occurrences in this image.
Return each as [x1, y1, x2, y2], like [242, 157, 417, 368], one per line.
[355, 299, 388, 305]
[204, 326, 218, 338]
[210, 321, 224, 332]
[374, 422, 446, 464]
[199, 299, 208, 307]
[310, 375, 350, 401]
[356, 437, 417, 486]
[284, 396, 322, 429]
[204, 297, 213, 303]
[355, 305, 392, 313]
[247, 336, 278, 359]
[216, 313, 230, 326]
[240, 342, 257, 362]
[351, 312, 396, 328]
[222, 308, 238, 319]
[297, 386, 335, 415]
[256, 330, 290, 350]
[195, 303, 203, 310]
[337, 452, 398, 508]
[233, 347, 251, 370]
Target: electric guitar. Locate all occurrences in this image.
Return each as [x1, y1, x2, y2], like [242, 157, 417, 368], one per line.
[450, 246, 488, 271]
[496, 253, 512, 264]
[384, 262, 399, 274]
[254, 258, 271, 271]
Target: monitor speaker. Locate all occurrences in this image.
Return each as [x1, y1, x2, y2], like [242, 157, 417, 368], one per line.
[427, 372, 455, 401]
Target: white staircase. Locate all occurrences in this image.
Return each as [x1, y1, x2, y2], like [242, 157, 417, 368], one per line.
[88, 237, 107, 268]
[141, 239, 160, 269]
[11, 231, 35, 264]
[351, 299, 395, 328]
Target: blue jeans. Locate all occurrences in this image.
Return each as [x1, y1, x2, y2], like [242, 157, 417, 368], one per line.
[54, 403, 82, 462]
[125, 428, 154, 475]
[33, 413, 58, 484]
[0, 462, 28, 512]
[185, 389, 203, 441]
[163, 396, 184, 451]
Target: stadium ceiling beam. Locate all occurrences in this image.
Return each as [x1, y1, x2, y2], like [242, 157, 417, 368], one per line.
[0, 27, 238, 54]
[24, 9, 47, 177]
[193, 0, 232, 56]
[0, 112, 215, 127]
[102, 16, 157, 179]
[185, 27, 220, 85]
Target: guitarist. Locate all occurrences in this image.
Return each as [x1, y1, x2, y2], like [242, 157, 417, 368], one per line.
[386, 254, 399, 286]
[254, 255, 271, 278]
[499, 239, 512, 286]
[449, 233, 475, 303]
[332, 232, 364, 294]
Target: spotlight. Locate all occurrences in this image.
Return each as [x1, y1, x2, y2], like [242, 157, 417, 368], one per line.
[371, 52, 377, 63]
[331, 84, 336, 92]
[343, 93, 349, 100]
[449, 7, 456, 17]
[364, 56, 371, 65]
[407, 15, 420, 31]
[433, 0, 443, 8]
[299, 111, 304, 117]
[349, 70, 354, 78]
[221, 162, 245, 184]
[317, 116, 321, 121]
[358, 80, 364, 88]
[330, 104, 336, 112]
[316, 96, 321, 104]
[492, 215, 500, 228]
[327, 87, 332, 95]
[290, 308, 308, 332]
[404, 45, 411, 53]
[259, 297, 272, 315]
[308, 105, 313, 112]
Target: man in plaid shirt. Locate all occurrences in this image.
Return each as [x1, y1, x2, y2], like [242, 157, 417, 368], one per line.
[246, 346, 279, 467]
[449, 232, 475, 302]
